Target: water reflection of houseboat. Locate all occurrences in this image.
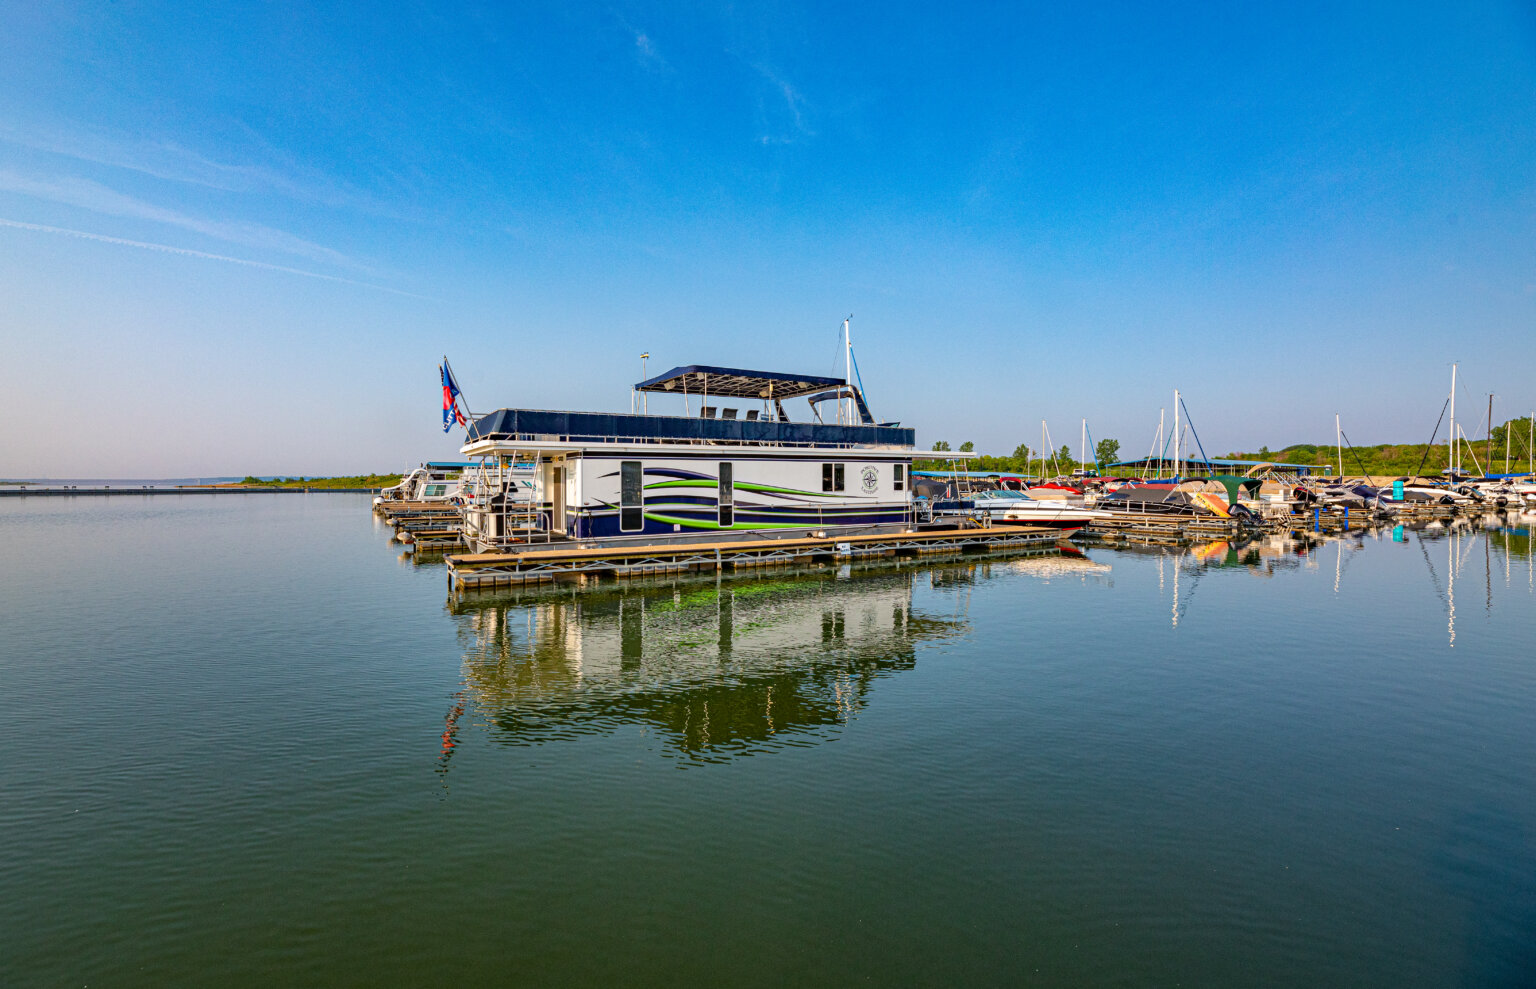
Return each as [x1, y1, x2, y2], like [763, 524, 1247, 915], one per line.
[448, 570, 966, 762]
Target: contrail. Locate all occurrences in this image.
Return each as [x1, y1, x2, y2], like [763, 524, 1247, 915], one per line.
[0, 217, 431, 299]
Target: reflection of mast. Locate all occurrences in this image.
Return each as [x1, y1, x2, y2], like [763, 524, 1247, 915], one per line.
[1447, 528, 1456, 647]
[1486, 527, 1493, 615]
[1172, 552, 1181, 628]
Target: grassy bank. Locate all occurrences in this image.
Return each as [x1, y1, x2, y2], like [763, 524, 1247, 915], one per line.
[235, 474, 403, 488]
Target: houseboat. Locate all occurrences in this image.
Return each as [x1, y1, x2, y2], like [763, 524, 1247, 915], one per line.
[374, 461, 477, 508]
[456, 365, 920, 553]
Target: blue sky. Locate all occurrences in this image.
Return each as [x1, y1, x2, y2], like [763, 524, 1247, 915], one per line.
[2, 1, 1533, 476]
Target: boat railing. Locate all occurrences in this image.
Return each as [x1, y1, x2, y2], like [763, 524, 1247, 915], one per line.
[469, 431, 914, 451]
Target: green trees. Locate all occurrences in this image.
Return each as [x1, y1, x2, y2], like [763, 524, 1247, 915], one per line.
[1094, 438, 1119, 466]
[1492, 417, 1534, 470]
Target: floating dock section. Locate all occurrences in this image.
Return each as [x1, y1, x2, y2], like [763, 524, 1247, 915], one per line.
[447, 525, 1064, 591]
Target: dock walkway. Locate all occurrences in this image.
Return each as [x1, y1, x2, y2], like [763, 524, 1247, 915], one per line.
[446, 525, 1064, 590]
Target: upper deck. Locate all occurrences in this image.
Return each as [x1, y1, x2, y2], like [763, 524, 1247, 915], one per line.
[463, 364, 915, 453]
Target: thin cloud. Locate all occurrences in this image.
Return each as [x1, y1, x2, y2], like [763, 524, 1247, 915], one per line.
[0, 218, 428, 299]
[0, 169, 362, 271]
[610, 12, 668, 72]
[751, 63, 811, 144]
[635, 31, 665, 68]
[0, 122, 374, 210]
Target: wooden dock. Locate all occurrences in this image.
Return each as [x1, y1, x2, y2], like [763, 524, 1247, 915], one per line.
[446, 525, 1065, 590]
[376, 500, 464, 546]
[376, 500, 460, 521]
[1083, 513, 1240, 539]
[402, 528, 464, 551]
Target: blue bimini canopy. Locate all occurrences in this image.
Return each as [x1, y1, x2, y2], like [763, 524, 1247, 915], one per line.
[634, 365, 846, 400]
[635, 364, 878, 426]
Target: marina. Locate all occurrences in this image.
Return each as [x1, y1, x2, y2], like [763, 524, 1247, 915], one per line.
[362, 360, 1534, 577]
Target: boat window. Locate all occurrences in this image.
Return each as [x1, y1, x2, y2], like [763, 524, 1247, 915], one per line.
[894, 464, 904, 491]
[718, 462, 733, 528]
[823, 463, 833, 491]
[620, 461, 643, 532]
[822, 463, 845, 492]
[835, 464, 845, 492]
[424, 484, 446, 497]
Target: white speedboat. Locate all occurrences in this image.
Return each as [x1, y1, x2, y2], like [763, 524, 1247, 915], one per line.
[968, 491, 1107, 531]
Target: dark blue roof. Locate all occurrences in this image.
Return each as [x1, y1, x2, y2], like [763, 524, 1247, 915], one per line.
[467, 408, 913, 449]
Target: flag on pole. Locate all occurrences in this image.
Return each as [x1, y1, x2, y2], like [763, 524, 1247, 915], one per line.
[441, 362, 466, 432]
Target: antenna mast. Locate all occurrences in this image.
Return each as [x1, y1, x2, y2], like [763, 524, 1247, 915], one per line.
[843, 315, 853, 426]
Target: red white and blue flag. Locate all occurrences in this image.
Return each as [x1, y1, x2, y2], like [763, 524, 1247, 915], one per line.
[441, 362, 466, 432]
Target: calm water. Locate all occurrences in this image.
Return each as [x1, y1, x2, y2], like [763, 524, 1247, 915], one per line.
[2, 495, 1534, 987]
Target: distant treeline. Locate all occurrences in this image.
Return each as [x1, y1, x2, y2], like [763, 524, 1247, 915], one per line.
[1231, 416, 1535, 475]
[238, 474, 403, 488]
[913, 438, 1120, 474]
[914, 416, 1536, 476]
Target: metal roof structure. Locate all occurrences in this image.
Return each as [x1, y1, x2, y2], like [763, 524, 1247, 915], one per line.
[1106, 456, 1324, 476]
[634, 365, 846, 400]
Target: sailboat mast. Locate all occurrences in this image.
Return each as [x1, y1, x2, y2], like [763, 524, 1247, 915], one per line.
[1173, 390, 1181, 480]
[1081, 419, 1087, 470]
[1488, 393, 1494, 476]
[1449, 363, 1457, 475]
[1158, 408, 1165, 478]
[1336, 413, 1343, 478]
